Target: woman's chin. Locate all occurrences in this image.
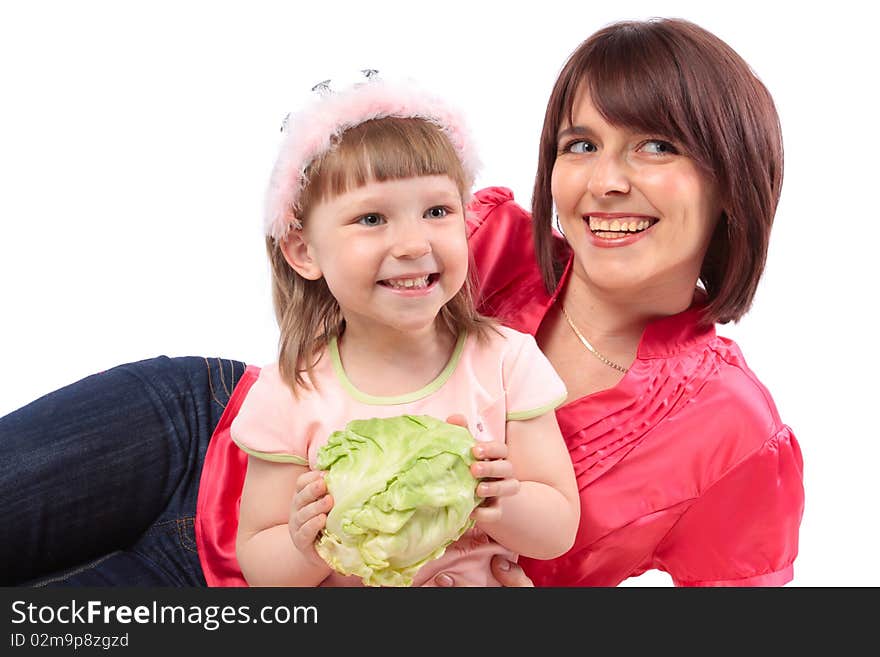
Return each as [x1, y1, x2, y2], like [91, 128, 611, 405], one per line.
[575, 261, 652, 296]
[587, 278, 649, 298]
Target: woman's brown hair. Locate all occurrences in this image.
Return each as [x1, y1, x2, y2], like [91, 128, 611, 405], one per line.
[268, 117, 493, 394]
[532, 18, 784, 325]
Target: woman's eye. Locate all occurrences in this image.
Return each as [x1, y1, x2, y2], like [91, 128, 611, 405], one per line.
[640, 139, 678, 155]
[563, 140, 597, 154]
[424, 206, 448, 219]
[357, 213, 385, 226]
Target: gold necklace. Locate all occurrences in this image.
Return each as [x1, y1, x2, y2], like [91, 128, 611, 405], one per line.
[559, 305, 630, 374]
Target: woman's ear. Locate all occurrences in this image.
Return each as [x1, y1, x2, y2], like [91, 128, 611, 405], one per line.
[280, 225, 323, 280]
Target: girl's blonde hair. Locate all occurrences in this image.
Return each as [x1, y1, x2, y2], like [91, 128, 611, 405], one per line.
[267, 117, 494, 394]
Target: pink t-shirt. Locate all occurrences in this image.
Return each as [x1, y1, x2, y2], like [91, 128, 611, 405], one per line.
[230, 325, 567, 587]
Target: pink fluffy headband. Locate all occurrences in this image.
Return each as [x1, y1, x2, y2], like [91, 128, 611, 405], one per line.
[263, 73, 481, 242]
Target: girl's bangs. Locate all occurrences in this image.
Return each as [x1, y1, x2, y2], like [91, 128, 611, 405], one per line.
[302, 118, 469, 211]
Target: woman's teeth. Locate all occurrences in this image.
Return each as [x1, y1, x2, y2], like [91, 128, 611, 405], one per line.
[590, 217, 651, 233]
[383, 275, 430, 289]
[589, 217, 654, 238]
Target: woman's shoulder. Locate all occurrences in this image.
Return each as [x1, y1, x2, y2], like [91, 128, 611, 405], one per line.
[466, 186, 517, 223]
[465, 186, 532, 245]
[464, 187, 557, 328]
[626, 313, 792, 468]
[710, 335, 784, 423]
[640, 307, 787, 447]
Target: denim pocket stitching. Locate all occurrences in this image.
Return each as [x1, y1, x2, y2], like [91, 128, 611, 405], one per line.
[177, 517, 198, 553]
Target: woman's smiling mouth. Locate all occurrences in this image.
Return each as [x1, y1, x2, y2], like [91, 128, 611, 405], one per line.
[585, 214, 658, 240]
[579, 214, 659, 247]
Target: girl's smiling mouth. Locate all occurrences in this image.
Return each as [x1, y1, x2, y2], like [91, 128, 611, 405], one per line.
[378, 273, 440, 290]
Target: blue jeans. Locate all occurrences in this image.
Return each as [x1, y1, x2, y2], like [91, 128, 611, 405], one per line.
[0, 356, 247, 586]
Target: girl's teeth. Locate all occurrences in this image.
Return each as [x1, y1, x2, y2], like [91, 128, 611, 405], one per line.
[386, 276, 429, 289]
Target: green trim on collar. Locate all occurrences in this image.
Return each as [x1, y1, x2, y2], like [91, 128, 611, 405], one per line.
[330, 331, 467, 406]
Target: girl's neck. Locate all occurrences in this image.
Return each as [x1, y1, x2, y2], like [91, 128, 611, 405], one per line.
[336, 321, 459, 397]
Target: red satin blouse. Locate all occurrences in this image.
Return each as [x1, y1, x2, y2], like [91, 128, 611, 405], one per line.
[195, 186, 805, 587]
[466, 187, 804, 586]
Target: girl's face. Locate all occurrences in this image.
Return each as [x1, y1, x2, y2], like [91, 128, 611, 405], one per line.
[551, 88, 722, 299]
[286, 175, 469, 338]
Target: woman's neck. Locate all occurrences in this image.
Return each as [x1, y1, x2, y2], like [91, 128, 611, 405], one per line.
[560, 274, 696, 348]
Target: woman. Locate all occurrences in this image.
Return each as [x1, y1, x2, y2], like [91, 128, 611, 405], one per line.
[0, 18, 802, 587]
[442, 17, 804, 586]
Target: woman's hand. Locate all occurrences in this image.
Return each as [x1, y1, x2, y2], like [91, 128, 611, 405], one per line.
[433, 555, 535, 587]
[470, 440, 520, 524]
[289, 469, 333, 568]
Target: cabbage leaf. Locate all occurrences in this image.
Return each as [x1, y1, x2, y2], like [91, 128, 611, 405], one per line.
[315, 414, 480, 587]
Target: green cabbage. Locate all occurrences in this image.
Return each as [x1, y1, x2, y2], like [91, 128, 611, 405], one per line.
[315, 414, 480, 587]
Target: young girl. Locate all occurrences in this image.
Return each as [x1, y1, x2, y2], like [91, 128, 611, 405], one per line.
[229, 75, 580, 586]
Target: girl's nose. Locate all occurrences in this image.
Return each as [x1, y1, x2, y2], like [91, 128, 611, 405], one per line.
[390, 220, 432, 259]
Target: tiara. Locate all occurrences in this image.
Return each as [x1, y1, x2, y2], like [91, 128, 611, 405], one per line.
[264, 70, 480, 241]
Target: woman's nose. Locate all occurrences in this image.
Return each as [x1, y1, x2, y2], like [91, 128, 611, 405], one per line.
[586, 152, 631, 198]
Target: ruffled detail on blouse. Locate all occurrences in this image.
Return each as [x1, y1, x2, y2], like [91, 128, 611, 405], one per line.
[558, 340, 721, 490]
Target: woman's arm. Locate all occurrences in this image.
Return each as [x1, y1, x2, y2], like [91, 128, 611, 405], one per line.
[473, 411, 580, 560]
[236, 456, 332, 586]
[653, 425, 803, 586]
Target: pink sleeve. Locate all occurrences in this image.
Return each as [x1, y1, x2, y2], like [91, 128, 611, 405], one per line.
[502, 330, 568, 421]
[653, 426, 804, 586]
[229, 364, 308, 465]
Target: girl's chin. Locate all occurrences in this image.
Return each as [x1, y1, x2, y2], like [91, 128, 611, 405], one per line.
[378, 315, 446, 336]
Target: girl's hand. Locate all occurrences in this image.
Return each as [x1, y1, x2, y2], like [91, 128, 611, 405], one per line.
[470, 440, 520, 524]
[289, 469, 333, 567]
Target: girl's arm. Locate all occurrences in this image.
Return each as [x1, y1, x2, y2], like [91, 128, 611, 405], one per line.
[236, 456, 332, 586]
[472, 411, 580, 560]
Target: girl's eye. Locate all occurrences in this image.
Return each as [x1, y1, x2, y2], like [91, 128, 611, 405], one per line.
[640, 139, 678, 155]
[357, 213, 385, 226]
[563, 140, 597, 154]
[424, 206, 449, 219]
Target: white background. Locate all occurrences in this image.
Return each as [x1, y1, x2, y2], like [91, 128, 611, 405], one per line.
[1, 0, 877, 586]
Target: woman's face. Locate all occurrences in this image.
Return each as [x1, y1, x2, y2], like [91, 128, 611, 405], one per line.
[551, 87, 722, 299]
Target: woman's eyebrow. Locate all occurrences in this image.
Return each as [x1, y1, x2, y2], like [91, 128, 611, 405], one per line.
[556, 125, 593, 142]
